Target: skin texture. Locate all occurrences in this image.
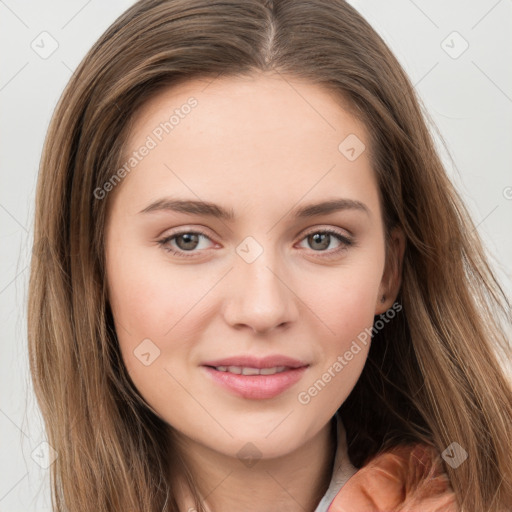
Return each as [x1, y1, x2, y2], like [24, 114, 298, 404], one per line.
[104, 72, 404, 512]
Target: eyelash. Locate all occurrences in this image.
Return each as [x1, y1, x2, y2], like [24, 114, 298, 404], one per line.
[157, 227, 354, 259]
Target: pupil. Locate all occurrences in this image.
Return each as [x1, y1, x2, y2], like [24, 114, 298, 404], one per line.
[310, 233, 329, 250]
[177, 233, 199, 250]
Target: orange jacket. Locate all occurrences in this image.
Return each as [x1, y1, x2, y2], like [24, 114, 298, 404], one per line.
[327, 442, 458, 512]
[311, 412, 458, 512]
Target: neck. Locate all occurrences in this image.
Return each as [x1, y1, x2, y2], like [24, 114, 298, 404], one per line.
[172, 417, 337, 512]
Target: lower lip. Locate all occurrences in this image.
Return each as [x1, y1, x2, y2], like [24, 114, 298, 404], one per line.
[201, 366, 308, 400]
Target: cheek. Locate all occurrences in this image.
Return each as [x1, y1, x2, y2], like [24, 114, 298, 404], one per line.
[107, 261, 192, 423]
[106, 241, 168, 367]
[106, 237, 195, 339]
[300, 247, 384, 385]
[294, 269, 380, 420]
[312, 277, 378, 360]
[308, 251, 385, 344]
[320, 276, 379, 330]
[105, 242, 213, 401]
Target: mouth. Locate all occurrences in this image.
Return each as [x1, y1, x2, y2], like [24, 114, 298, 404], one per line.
[208, 365, 295, 375]
[201, 356, 309, 400]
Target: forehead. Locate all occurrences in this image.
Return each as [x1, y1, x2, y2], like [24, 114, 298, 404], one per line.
[111, 72, 377, 216]
[125, 71, 368, 154]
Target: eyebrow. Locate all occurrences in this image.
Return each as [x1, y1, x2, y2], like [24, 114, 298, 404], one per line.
[138, 197, 370, 220]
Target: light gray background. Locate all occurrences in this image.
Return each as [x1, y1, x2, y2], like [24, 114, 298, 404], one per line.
[1, 1, 511, 510]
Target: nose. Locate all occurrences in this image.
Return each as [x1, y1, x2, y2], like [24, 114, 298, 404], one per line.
[222, 250, 299, 335]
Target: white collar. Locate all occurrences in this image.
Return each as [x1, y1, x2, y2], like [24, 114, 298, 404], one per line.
[314, 412, 358, 512]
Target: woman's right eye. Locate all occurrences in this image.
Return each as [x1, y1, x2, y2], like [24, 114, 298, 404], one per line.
[157, 230, 215, 258]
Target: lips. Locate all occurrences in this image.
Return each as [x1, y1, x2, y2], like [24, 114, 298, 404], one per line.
[201, 354, 309, 400]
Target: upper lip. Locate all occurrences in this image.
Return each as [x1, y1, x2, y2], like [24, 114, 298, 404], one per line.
[202, 355, 309, 369]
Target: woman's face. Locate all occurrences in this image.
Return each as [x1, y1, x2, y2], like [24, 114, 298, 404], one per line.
[105, 72, 400, 460]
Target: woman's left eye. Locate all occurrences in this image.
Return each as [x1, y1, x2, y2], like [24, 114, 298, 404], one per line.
[157, 228, 354, 258]
[297, 229, 354, 256]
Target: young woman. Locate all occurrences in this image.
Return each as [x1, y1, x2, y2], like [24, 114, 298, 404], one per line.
[28, 1, 512, 511]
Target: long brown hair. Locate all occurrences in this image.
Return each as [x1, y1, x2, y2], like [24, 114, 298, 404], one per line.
[28, 0, 512, 510]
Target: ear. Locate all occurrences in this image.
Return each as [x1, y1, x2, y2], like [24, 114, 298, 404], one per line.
[375, 226, 405, 315]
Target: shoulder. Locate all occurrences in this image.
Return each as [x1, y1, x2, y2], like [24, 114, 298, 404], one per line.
[328, 442, 459, 512]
